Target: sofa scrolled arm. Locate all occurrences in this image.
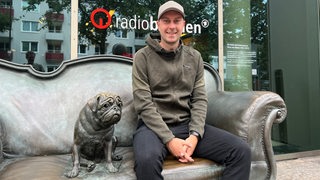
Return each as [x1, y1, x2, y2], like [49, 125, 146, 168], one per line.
[206, 90, 286, 135]
[205, 90, 287, 179]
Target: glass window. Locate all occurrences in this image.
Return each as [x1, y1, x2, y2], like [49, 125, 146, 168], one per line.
[94, 46, 100, 55]
[78, 44, 87, 54]
[55, 25, 62, 33]
[48, 25, 54, 32]
[30, 42, 38, 51]
[114, 30, 128, 38]
[48, 24, 62, 33]
[47, 42, 61, 53]
[0, 42, 9, 51]
[0, 0, 11, 7]
[22, 41, 38, 52]
[22, 21, 39, 32]
[22, 0, 39, 13]
[223, 0, 269, 92]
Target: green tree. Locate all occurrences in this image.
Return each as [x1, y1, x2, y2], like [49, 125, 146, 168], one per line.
[251, 0, 269, 89]
[184, 0, 218, 63]
[0, 13, 11, 32]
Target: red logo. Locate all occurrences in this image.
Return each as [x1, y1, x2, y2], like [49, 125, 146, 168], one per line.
[90, 8, 113, 29]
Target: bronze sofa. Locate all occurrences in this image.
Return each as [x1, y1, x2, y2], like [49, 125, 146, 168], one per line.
[0, 55, 287, 179]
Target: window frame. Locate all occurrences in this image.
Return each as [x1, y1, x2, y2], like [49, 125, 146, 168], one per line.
[22, 0, 40, 13]
[78, 44, 87, 55]
[21, 41, 39, 52]
[21, 20, 40, 32]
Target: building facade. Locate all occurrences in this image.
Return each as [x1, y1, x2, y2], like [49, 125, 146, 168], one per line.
[0, 0, 146, 71]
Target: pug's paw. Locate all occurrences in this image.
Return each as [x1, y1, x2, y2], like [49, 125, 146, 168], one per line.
[106, 163, 119, 173]
[87, 162, 96, 172]
[65, 166, 80, 178]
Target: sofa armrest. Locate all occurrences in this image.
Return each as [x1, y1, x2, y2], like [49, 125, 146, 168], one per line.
[206, 91, 287, 179]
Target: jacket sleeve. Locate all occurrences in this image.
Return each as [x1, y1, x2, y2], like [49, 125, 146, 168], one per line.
[188, 55, 208, 138]
[132, 51, 175, 144]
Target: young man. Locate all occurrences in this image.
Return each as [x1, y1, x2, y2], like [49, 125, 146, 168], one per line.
[132, 1, 251, 179]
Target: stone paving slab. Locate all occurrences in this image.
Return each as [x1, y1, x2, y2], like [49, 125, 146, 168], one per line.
[277, 156, 320, 180]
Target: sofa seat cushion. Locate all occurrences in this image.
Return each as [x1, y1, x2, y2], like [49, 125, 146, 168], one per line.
[163, 155, 224, 180]
[0, 147, 223, 180]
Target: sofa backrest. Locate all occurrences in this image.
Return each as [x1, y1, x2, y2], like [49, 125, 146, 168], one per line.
[0, 55, 221, 156]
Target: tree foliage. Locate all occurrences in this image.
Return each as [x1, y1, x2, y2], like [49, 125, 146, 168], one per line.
[0, 13, 11, 32]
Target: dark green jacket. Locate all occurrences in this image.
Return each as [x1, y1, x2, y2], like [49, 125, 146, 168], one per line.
[132, 34, 208, 144]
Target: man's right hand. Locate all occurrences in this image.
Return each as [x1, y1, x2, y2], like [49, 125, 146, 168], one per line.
[166, 138, 194, 163]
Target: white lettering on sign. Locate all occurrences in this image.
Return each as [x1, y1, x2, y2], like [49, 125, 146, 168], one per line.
[114, 15, 207, 34]
[90, 9, 209, 34]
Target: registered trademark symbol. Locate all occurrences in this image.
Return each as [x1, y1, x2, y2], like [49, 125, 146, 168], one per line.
[201, 19, 209, 28]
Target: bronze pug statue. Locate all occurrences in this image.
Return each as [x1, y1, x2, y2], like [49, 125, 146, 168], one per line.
[65, 92, 123, 178]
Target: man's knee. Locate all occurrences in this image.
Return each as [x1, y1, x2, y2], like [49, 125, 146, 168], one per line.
[134, 151, 164, 179]
[235, 139, 251, 164]
[136, 151, 159, 164]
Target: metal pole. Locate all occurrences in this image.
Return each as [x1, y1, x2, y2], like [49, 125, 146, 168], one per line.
[218, 0, 224, 90]
[70, 0, 78, 59]
[8, 0, 13, 61]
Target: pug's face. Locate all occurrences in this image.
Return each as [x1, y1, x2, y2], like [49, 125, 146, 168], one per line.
[89, 92, 122, 128]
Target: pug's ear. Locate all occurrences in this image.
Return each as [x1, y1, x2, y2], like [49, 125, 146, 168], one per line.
[116, 96, 123, 107]
[87, 95, 100, 112]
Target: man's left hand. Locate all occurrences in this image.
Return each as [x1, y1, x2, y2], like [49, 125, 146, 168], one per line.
[178, 135, 198, 163]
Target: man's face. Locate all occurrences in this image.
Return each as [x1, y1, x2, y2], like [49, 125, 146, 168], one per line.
[157, 10, 185, 47]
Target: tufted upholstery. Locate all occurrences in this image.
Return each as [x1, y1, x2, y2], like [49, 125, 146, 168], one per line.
[0, 55, 286, 179]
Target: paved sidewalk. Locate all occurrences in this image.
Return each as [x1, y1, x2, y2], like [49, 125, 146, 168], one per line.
[277, 156, 320, 180]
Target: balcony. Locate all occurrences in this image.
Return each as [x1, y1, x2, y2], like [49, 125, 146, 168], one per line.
[45, 52, 64, 63]
[0, 7, 14, 17]
[45, 32, 64, 41]
[0, 51, 10, 61]
[45, 12, 64, 22]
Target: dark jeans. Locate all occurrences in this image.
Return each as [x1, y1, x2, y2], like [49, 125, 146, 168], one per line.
[133, 121, 251, 180]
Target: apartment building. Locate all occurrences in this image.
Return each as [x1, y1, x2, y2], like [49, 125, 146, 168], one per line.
[0, 0, 145, 72]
